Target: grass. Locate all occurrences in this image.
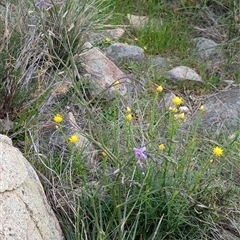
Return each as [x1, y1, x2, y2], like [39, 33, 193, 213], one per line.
[1, 0, 240, 239]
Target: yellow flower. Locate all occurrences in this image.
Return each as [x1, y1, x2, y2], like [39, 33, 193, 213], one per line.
[124, 41, 128, 45]
[172, 96, 183, 106]
[53, 114, 63, 123]
[69, 135, 79, 144]
[126, 113, 133, 121]
[134, 37, 138, 41]
[102, 151, 107, 157]
[158, 144, 165, 150]
[178, 113, 185, 120]
[156, 85, 163, 93]
[174, 113, 184, 120]
[143, 46, 147, 51]
[199, 105, 204, 111]
[126, 107, 131, 113]
[113, 80, 120, 85]
[105, 37, 111, 42]
[168, 106, 178, 113]
[213, 146, 223, 157]
[209, 159, 214, 164]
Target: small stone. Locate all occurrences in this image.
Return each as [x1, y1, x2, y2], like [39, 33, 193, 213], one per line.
[105, 43, 145, 64]
[82, 41, 93, 52]
[0, 118, 14, 132]
[127, 14, 149, 28]
[86, 28, 125, 44]
[127, 14, 162, 29]
[179, 106, 190, 114]
[166, 66, 202, 82]
[158, 92, 176, 110]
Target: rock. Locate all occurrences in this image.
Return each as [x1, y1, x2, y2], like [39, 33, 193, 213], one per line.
[86, 28, 125, 44]
[191, 37, 226, 77]
[192, 37, 224, 61]
[158, 92, 176, 110]
[127, 14, 162, 29]
[0, 134, 64, 240]
[127, 14, 149, 28]
[0, 118, 14, 132]
[105, 43, 145, 64]
[149, 56, 168, 68]
[148, 56, 168, 73]
[166, 66, 202, 82]
[82, 41, 93, 52]
[38, 71, 72, 114]
[179, 106, 190, 114]
[77, 47, 129, 98]
[197, 88, 240, 133]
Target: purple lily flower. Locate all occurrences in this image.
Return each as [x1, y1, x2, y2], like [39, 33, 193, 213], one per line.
[35, 0, 52, 7]
[133, 147, 148, 159]
[35, 0, 45, 7]
[35, 1, 64, 8]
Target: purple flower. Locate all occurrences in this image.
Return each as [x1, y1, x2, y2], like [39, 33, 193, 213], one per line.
[35, 0, 45, 7]
[35, 0, 52, 7]
[133, 147, 148, 159]
[35, 1, 64, 8]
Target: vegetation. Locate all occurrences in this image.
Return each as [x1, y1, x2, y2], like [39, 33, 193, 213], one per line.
[1, 0, 240, 239]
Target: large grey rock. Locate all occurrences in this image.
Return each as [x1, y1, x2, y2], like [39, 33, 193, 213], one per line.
[78, 47, 129, 98]
[0, 134, 64, 240]
[197, 88, 240, 132]
[166, 66, 202, 82]
[104, 43, 145, 64]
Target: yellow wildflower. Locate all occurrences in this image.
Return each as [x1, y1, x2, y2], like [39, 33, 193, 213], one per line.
[126, 107, 131, 113]
[126, 113, 133, 121]
[178, 113, 185, 120]
[172, 96, 183, 106]
[199, 105, 204, 111]
[156, 85, 163, 93]
[53, 114, 63, 123]
[168, 106, 178, 113]
[174, 112, 185, 120]
[69, 135, 79, 144]
[113, 80, 120, 85]
[105, 37, 111, 42]
[209, 159, 214, 164]
[158, 144, 165, 150]
[134, 37, 138, 41]
[213, 146, 223, 157]
[102, 151, 107, 157]
[143, 46, 147, 51]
